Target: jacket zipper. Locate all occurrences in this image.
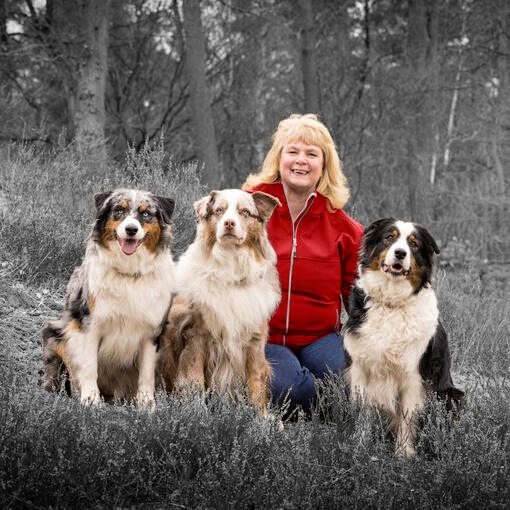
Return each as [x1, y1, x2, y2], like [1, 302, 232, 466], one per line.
[283, 192, 316, 346]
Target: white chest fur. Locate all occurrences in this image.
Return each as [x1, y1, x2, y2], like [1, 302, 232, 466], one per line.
[345, 282, 439, 380]
[178, 243, 279, 341]
[176, 241, 279, 389]
[87, 250, 175, 365]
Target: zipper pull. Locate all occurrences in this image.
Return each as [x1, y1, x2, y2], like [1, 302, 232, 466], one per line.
[292, 237, 297, 258]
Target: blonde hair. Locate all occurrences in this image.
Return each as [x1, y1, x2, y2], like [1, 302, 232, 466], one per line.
[242, 113, 350, 209]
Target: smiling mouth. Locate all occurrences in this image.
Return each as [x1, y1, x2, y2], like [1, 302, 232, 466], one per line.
[291, 169, 310, 175]
[116, 235, 144, 255]
[382, 263, 409, 277]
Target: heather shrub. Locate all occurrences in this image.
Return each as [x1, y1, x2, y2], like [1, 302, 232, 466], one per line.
[0, 139, 205, 285]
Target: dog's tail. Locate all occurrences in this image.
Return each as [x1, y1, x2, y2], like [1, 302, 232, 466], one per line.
[41, 320, 71, 396]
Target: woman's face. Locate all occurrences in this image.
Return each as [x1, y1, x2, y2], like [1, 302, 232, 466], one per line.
[279, 141, 324, 196]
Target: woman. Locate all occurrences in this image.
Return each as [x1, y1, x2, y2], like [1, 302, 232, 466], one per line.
[242, 113, 363, 418]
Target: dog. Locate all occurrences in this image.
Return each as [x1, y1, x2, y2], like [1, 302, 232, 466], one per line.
[343, 217, 465, 455]
[42, 188, 175, 408]
[158, 189, 281, 416]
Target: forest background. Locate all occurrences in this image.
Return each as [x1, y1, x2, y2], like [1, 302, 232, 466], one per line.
[1, 0, 509, 273]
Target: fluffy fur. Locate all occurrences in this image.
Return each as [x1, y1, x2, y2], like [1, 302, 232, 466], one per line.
[344, 217, 465, 455]
[42, 188, 175, 408]
[158, 189, 281, 415]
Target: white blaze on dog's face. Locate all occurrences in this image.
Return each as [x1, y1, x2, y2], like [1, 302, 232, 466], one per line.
[213, 189, 252, 244]
[116, 214, 145, 255]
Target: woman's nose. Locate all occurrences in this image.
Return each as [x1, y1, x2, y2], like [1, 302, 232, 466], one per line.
[295, 152, 306, 163]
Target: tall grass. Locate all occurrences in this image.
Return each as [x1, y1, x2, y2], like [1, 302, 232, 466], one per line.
[0, 143, 509, 509]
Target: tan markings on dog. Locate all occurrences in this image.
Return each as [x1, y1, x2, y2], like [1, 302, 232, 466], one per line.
[121, 201, 128, 209]
[54, 340, 70, 367]
[245, 223, 267, 262]
[177, 331, 207, 390]
[202, 220, 217, 256]
[368, 249, 386, 271]
[407, 258, 425, 291]
[245, 326, 271, 415]
[139, 204, 148, 213]
[141, 222, 161, 253]
[65, 319, 82, 334]
[88, 294, 96, 313]
[101, 219, 121, 247]
[157, 295, 191, 391]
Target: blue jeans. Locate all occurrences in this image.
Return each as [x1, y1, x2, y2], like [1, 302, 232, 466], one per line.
[265, 332, 345, 417]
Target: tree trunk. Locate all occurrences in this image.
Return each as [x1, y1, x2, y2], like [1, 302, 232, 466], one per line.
[182, 0, 221, 187]
[74, 0, 109, 174]
[299, 0, 319, 114]
[490, 0, 509, 194]
[406, 0, 438, 221]
[0, 0, 7, 45]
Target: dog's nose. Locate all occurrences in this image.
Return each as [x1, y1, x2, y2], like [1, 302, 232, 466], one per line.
[394, 248, 407, 260]
[224, 219, 236, 229]
[125, 224, 138, 237]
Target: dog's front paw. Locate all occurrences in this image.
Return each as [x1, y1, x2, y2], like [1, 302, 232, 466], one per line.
[80, 387, 101, 405]
[395, 442, 416, 457]
[136, 390, 156, 411]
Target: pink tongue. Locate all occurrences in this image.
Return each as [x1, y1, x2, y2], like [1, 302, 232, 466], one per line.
[118, 238, 139, 255]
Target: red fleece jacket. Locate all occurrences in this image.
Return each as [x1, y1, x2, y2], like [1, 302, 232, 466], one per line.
[250, 182, 363, 352]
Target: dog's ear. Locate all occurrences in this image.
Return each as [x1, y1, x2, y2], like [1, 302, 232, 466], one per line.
[424, 227, 440, 255]
[94, 191, 113, 217]
[92, 192, 114, 240]
[415, 224, 440, 255]
[154, 196, 175, 224]
[193, 191, 217, 221]
[251, 192, 281, 223]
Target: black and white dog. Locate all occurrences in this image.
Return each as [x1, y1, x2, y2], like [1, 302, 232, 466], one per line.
[344, 218, 465, 455]
[42, 189, 175, 409]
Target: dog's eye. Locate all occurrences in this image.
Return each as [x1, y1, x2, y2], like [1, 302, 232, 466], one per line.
[113, 207, 126, 220]
[215, 207, 224, 215]
[240, 208, 251, 217]
[408, 235, 419, 249]
[385, 234, 394, 242]
[142, 211, 150, 218]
